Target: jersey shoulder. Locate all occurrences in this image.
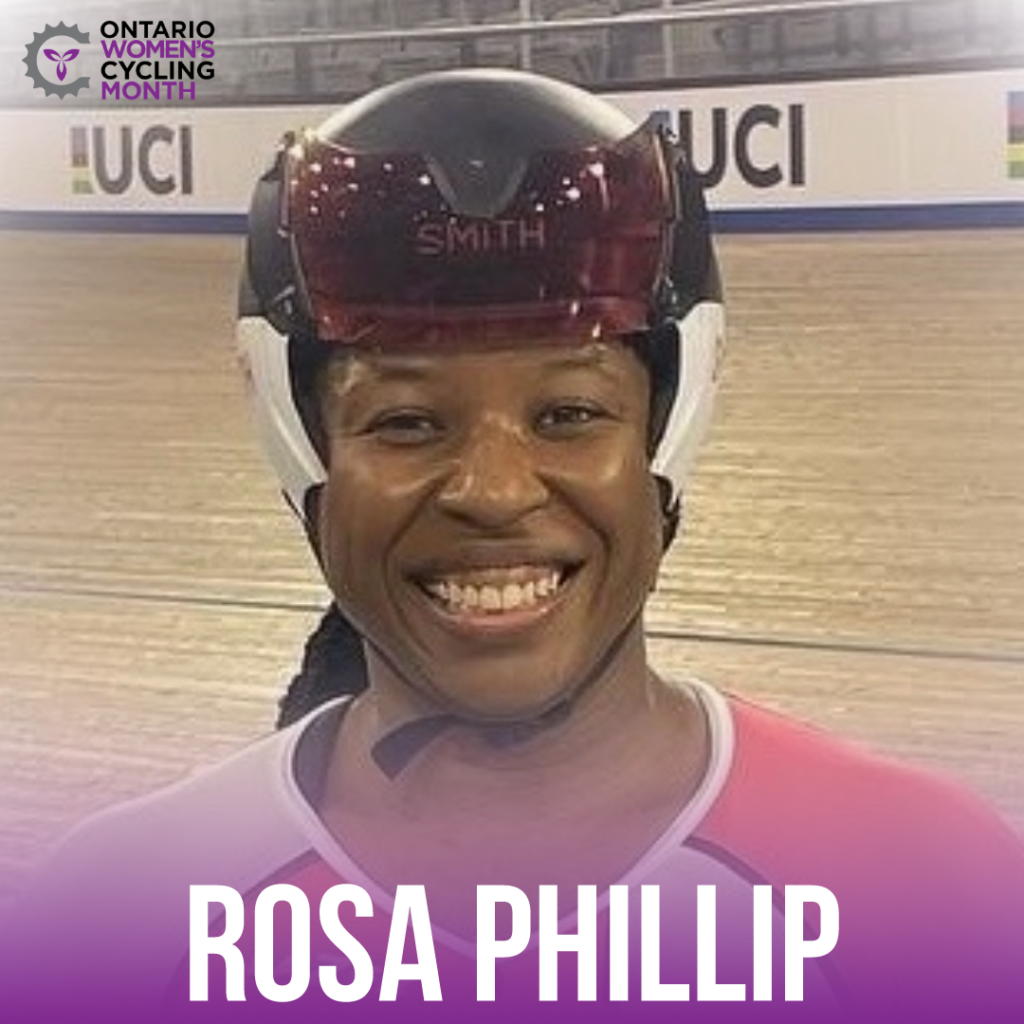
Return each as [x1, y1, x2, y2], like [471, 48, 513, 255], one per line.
[707, 695, 1023, 867]
[2, 709, 335, 1008]
[39, 721, 311, 896]
[695, 695, 1024, 1008]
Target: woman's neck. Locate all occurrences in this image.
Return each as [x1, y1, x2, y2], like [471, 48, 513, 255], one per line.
[316, 630, 711, 911]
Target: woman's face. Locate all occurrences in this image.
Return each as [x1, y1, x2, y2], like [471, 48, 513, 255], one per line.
[316, 340, 664, 720]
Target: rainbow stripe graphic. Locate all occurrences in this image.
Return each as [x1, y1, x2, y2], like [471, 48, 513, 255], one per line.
[1010, 91, 1024, 180]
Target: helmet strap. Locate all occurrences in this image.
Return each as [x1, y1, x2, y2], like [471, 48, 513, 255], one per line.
[368, 613, 640, 779]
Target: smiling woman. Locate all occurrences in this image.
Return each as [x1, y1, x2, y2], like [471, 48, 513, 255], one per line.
[315, 343, 661, 725]
[4, 69, 1024, 1022]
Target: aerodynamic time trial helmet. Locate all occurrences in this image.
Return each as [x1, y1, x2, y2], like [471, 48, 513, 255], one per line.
[237, 68, 724, 535]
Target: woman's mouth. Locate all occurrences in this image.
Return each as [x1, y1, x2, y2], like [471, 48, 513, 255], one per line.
[417, 564, 574, 618]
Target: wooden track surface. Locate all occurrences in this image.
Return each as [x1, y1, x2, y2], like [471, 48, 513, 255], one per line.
[1, 229, 1022, 902]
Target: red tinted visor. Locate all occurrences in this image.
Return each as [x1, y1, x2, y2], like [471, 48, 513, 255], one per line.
[285, 121, 676, 346]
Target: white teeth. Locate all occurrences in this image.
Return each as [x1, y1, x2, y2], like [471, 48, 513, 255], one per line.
[424, 569, 564, 615]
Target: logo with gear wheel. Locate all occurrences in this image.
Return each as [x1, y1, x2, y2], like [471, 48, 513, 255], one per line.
[23, 21, 91, 98]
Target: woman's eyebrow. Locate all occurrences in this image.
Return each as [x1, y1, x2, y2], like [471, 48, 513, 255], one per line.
[333, 343, 621, 388]
[327, 357, 434, 393]
[359, 361, 434, 384]
[542, 347, 624, 380]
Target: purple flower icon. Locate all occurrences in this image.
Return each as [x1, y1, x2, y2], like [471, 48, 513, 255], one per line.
[44, 47, 79, 81]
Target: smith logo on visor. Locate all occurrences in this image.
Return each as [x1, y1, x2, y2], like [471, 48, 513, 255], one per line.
[285, 122, 675, 344]
[415, 217, 548, 257]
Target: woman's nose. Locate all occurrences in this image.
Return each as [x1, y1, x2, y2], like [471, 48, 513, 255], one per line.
[434, 416, 549, 528]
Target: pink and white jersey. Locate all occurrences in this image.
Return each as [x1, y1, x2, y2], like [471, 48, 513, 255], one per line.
[4, 683, 1023, 1022]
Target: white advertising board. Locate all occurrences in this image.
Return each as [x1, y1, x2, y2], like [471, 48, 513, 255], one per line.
[1, 68, 1022, 230]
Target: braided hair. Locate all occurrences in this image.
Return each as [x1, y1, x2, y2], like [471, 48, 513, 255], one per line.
[277, 605, 368, 728]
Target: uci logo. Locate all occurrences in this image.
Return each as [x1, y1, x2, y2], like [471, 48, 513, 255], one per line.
[23, 22, 90, 99]
[70, 125, 194, 196]
[653, 103, 807, 190]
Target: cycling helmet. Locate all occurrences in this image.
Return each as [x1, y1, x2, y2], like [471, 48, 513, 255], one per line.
[237, 68, 723, 535]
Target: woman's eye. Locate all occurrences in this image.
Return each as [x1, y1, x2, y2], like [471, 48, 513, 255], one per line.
[537, 402, 608, 433]
[365, 410, 442, 445]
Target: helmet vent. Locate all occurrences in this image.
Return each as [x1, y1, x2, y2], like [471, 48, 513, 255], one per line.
[425, 151, 529, 220]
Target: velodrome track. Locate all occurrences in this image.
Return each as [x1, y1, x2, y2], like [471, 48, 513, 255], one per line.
[1, 228, 1022, 901]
